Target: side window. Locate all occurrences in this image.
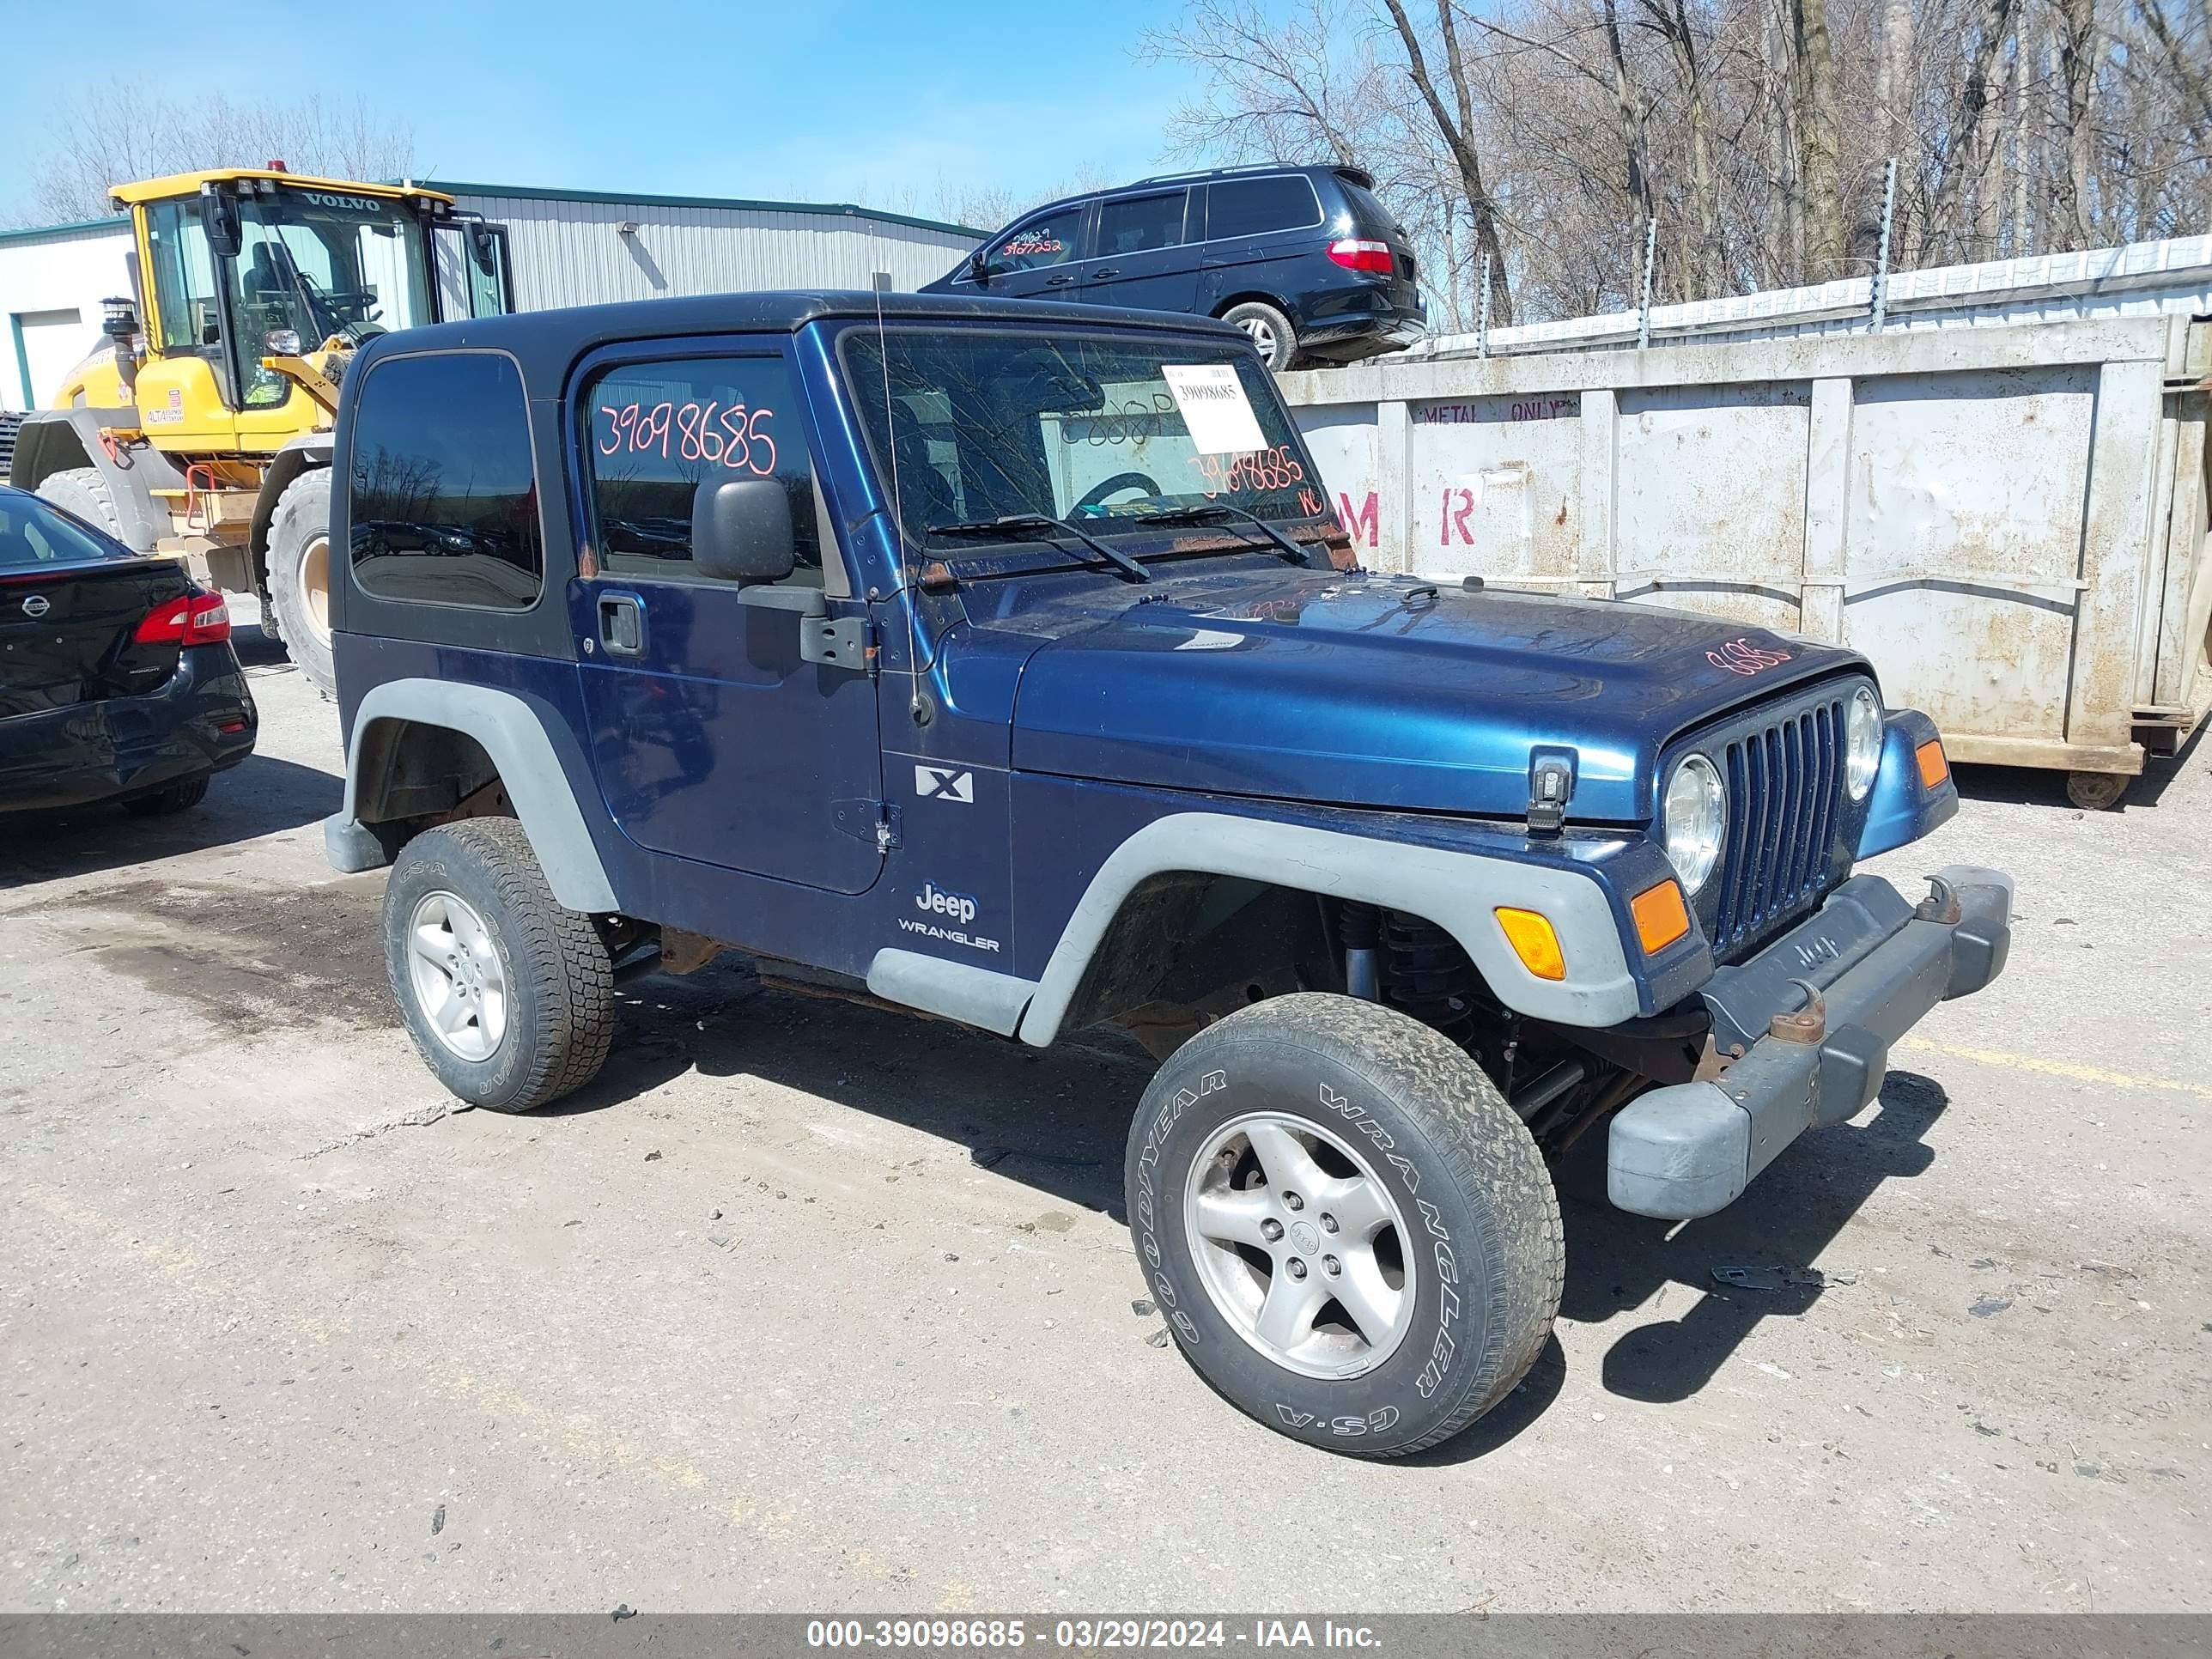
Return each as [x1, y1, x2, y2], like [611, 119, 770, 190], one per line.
[1206, 175, 1323, 240]
[582, 354, 823, 586]
[349, 352, 543, 611]
[984, 205, 1087, 276]
[1096, 191, 1188, 257]
[144, 198, 223, 356]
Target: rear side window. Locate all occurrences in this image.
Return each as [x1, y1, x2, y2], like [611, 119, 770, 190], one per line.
[984, 205, 1088, 275]
[1206, 175, 1322, 240]
[349, 352, 543, 611]
[1097, 191, 1188, 256]
[0, 493, 132, 568]
[581, 354, 822, 583]
[1334, 177, 1403, 236]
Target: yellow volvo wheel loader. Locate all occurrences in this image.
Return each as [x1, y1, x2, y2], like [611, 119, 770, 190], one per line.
[8, 168, 514, 692]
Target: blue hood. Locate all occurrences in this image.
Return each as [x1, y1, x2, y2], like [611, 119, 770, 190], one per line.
[1007, 572, 1863, 823]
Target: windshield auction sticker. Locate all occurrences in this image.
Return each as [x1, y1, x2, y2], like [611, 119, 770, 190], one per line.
[1161, 364, 1267, 455]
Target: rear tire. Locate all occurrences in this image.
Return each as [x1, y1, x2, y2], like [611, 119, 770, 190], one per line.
[1222, 301, 1297, 373]
[1125, 993, 1562, 1458]
[383, 818, 616, 1112]
[39, 467, 124, 538]
[265, 469, 336, 696]
[121, 775, 210, 817]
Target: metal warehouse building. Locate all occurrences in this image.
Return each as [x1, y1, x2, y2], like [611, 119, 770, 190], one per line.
[0, 179, 979, 410]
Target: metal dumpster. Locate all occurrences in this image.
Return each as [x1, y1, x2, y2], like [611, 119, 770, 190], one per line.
[1279, 314, 2211, 806]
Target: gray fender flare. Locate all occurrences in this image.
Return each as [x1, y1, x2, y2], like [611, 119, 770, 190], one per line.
[8, 408, 185, 552]
[1013, 811, 1640, 1046]
[324, 678, 620, 915]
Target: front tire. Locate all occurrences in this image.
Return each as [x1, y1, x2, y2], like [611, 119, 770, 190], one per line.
[383, 818, 616, 1112]
[1125, 994, 1562, 1458]
[265, 469, 336, 696]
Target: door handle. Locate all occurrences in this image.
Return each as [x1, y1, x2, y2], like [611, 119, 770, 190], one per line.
[598, 592, 645, 657]
[1044, 273, 1078, 286]
[1091, 267, 1120, 278]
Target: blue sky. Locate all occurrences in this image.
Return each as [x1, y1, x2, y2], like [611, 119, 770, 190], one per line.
[5, 0, 1206, 226]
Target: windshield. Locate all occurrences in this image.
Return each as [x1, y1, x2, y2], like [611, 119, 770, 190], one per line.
[0, 490, 133, 568]
[234, 187, 433, 404]
[841, 328, 1328, 552]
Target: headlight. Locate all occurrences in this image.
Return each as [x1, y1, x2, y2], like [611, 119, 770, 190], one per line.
[1662, 754, 1726, 893]
[1845, 687, 1882, 799]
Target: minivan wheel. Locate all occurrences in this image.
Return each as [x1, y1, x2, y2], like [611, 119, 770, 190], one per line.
[265, 469, 337, 696]
[383, 818, 616, 1112]
[1125, 993, 1562, 1458]
[1222, 301, 1297, 372]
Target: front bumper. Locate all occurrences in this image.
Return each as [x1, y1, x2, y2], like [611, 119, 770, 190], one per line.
[1607, 865, 2012, 1220]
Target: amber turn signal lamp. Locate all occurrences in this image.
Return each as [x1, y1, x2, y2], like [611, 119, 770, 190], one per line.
[1495, 908, 1566, 981]
[1916, 738, 1950, 788]
[1630, 879, 1692, 955]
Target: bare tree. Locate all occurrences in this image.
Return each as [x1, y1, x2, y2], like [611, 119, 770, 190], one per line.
[1148, 0, 2203, 324]
[15, 85, 417, 225]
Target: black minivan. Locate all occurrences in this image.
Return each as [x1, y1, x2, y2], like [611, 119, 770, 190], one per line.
[921, 165, 1425, 371]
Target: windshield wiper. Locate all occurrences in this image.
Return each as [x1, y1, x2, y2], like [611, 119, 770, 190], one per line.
[923, 514, 1150, 584]
[1126, 502, 1316, 567]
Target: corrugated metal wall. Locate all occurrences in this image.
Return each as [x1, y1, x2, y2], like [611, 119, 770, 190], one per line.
[444, 191, 975, 311]
[0, 190, 982, 408]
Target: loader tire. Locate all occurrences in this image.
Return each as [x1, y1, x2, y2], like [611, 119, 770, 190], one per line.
[39, 467, 124, 538]
[266, 469, 337, 696]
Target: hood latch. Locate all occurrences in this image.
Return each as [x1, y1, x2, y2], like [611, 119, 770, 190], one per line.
[1526, 750, 1577, 837]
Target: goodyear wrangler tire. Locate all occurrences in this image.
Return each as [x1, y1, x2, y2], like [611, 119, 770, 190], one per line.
[1124, 992, 1562, 1457]
[265, 469, 336, 696]
[383, 818, 615, 1113]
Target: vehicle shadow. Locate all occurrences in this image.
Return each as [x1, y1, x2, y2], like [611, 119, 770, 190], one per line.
[542, 959, 1937, 1455]
[1553, 1069, 1949, 1403]
[544, 958, 1143, 1223]
[1952, 719, 2203, 811]
[0, 752, 342, 889]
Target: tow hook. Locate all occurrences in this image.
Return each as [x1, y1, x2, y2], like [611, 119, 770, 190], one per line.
[1768, 977, 1828, 1044]
[1916, 874, 1963, 925]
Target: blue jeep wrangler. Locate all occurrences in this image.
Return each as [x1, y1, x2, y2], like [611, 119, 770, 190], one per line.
[323, 291, 2010, 1457]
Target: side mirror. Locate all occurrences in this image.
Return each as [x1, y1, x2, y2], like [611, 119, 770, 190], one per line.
[968, 248, 991, 286]
[200, 184, 241, 258]
[691, 476, 795, 586]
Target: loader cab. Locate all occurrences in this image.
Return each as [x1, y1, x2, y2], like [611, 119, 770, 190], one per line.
[117, 171, 514, 451]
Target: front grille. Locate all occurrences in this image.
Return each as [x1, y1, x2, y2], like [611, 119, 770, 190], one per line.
[0, 412, 19, 476]
[1705, 686, 1853, 957]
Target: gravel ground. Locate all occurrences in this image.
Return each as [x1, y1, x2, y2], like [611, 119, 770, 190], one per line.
[1, 633, 2206, 1614]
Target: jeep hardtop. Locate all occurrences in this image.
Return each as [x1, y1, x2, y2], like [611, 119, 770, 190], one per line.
[324, 290, 2011, 1457]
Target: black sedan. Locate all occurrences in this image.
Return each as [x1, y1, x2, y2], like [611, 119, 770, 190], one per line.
[1, 484, 256, 819]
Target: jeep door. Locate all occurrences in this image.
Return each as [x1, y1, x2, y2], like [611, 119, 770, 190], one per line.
[571, 342, 883, 894]
[1079, 187, 1200, 315]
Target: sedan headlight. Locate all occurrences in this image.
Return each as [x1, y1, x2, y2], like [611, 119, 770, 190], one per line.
[1662, 754, 1727, 893]
[1845, 687, 1882, 799]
